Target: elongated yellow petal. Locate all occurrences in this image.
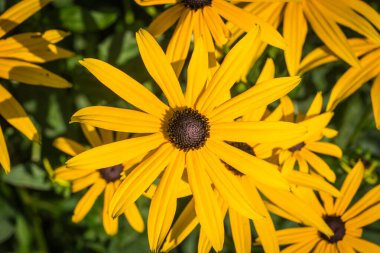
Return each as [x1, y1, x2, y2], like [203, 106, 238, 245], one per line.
[275, 227, 318, 245]
[103, 183, 118, 236]
[343, 185, 380, 222]
[148, 151, 185, 251]
[185, 37, 208, 106]
[198, 229, 212, 253]
[72, 172, 100, 193]
[281, 238, 321, 253]
[305, 142, 342, 158]
[291, 187, 326, 218]
[110, 143, 176, 217]
[166, 9, 194, 77]
[80, 124, 102, 147]
[0, 85, 39, 142]
[148, 5, 183, 37]
[98, 129, 113, 144]
[229, 208, 252, 253]
[280, 96, 294, 122]
[299, 148, 336, 182]
[66, 133, 165, 170]
[72, 179, 106, 223]
[209, 77, 301, 122]
[327, 49, 380, 110]
[161, 199, 199, 252]
[306, 92, 323, 117]
[256, 58, 275, 83]
[371, 74, 380, 129]
[348, 0, 380, 30]
[54, 167, 92, 181]
[346, 203, 380, 229]
[202, 7, 229, 45]
[284, 171, 340, 197]
[79, 58, 167, 118]
[53, 137, 86, 156]
[124, 203, 145, 233]
[42, 30, 70, 43]
[0, 32, 73, 63]
[71, 106, 162, 133]
[136, 29, 185, 107]
[283, 2, 307, 76]
[303, 0, 358, 67]
[211, 121, 307, 144]
[197, 26, 260, 113]
[198, 149, 264, 220]
[337, 241, 355, 253]
[135, 0, 175, 6]
[0, 127, 10, 173]
[0, 59, 71, 88]
[333, 161, 364, 215]
[344, 235, 380, 252]
[0, 0, 51, 38]
[206, 140, 290, 190]
[265, 201, 301, 224]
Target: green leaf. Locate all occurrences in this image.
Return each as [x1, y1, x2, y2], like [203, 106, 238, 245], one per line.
[3, 164, 51, 191]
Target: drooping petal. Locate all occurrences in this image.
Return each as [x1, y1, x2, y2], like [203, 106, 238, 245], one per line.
[103, 183, 118, 236]
[148, 5, 183, 37]
[124, 203, 145, 233]
[0, 85, 39, 142]
[0, 0, 51, 38]
[66, 133, 165, 170]
[0, 127, 10, 173]
[136, 29, 186, 107]
[371, 74, 380, 129]
[71, 106, 162, 133]
[53, 137, 86, 156]
[110, 143, 176, 217]
[72, 179, 106, 223]
[0, 59, 71, 88]
[305, 142, 342, 158]
[198, 228, 212, 253]
[79, 58, 168, 118]
[229, 208, 252, 253]
[148, 151, 185, 251]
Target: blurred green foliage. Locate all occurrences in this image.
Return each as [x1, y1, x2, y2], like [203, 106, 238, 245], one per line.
[0, 0, 379, 252]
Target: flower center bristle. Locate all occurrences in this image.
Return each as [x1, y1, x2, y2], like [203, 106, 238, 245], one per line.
[182, 0, 211, 10]
[289, 142, 305, 152]
[320, 216, 346, 243]
[223, 142, 254, 176]
[99, 164, 123, 182]
[167, 108, 210, 151]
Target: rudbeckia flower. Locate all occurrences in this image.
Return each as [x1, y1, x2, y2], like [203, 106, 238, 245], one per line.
[0, 0, 72, 172]
[270, 161, 380, 252]
[54, 124, 145, 236]
[254, 92, 343, 183]
[228, 1, 380, 76]
[66, 27, 306, 251]
[138, 0, 286, 76]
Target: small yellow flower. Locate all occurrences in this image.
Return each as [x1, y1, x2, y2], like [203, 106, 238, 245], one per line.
[54, 124, 145, 236]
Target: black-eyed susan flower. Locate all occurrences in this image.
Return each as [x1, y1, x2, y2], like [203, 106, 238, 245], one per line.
[0, 0, 72, 173]
[229, 1, 380, 76]
[255, 92, 343, 183]
[138, 0, 286, 76]
[270, 161, 380, 252]
[65, 28, 306, 251]
[54, 124, 144, 236]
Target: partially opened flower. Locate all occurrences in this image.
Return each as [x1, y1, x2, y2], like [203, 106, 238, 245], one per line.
[54, 124, 144, 236]
[65, 28, 306, 251]
[270, 161, 380, 252]
[228, 1, 380, 76]
[139, 0, 286, 75]
[0, 0, 72, 172]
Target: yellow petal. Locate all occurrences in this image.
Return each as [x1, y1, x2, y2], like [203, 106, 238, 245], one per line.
[209, 77, 301, 122]
[0, 0, 51, 38]
[256, 58, 276, 83]
[346, 203, 380, 229]
[186, 150, 224, 251]
[124, 203, 145, 233]
[79, 58, 167, 118]
[0, 126, 10, 173]
[72, 179, 106, 223]
[305, 142, 342, 158]
[0, 85, 39, 142]
[53, 137, 86, 156]
[148, 5, 183, 37]
[66, 133, 165, 170]
[299, 148, 336, 182]
[202, 7, 229, 45]
[135, 0, 175, 6]
[71, 106, 161, 133]
[229, 208, 252, 253]
[283, 2, 307, 76]
[148, 151, 185, 251]
[103, 183, 118, 236]
[337, 241, 355, 253]
[275, 227, 318, 245]
[72, 172, 100, 193]
[110, 143, 176, 217]
[281, 238, 321, 253]
[306, 92, 323, 118]
[98, 129, 113, 144]
[344, 235, 380, 252]
[264, 201, 301, 224]
[0, 59, 71, 88]
[42, 30, 70, 43]
[198, 228, 212, 253]
[303, 0, 359, 67]
[136, 29, 186, 107]
[371, 74, 380, 129]
[54, 167, 92, 181]
[80, 124, 102, 147]
[333, 161, 364, 215]
[348, 0, 380, 30]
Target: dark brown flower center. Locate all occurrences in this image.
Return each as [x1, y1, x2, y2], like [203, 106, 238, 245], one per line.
[167, 108, 210, 152]
[289, 142, 305, 152]
[320, 216, 346, 243]
[223, 142, 255, 176]
[99, 164, 123, 182]
[182, 0, 211, 10]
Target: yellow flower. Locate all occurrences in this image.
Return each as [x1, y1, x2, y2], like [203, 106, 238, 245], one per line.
[0, 0, 72, 172]
[270, 161, 380, 252]
[54, 124, 145, 236]
[66, 28, 306, 251]
[137, 0, 286, 76]
[229, 1, 380, 77]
